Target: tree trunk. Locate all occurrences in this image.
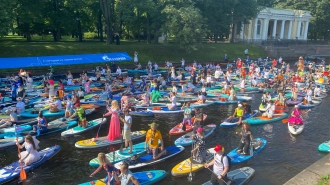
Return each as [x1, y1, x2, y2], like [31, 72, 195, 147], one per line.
[137, 8, 141, 42]
[71, 32, 75, 38]
[214, 32, 218, 43]
[99, 10, 104, 42]
[25, 22, 31, 42]
[100, 0, 113, 44]
[53, 0, 60, 42]
[147, 13, 151, 43]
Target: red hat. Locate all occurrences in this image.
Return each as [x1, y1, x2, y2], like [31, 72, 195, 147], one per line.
[196, 127, 203, 133]
[48, 79, 54, 85]
[214, 144, 222, 152]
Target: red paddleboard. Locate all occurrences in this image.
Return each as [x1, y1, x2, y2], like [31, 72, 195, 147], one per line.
[169, 114, 207, 136]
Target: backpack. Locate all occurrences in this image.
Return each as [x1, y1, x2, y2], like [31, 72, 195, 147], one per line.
[221, 154, 232, 171]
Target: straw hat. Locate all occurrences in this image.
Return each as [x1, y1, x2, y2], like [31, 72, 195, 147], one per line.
[148, 122, 159, 128]
[52, 96, 59, 99]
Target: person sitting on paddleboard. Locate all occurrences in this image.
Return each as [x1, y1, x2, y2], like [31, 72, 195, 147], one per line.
[197, 91, 206, 104]
[288, 105, 304, 128]
[261, 92, 271, 105]
[119, 109, 133, 154]
[0, 108, 18, 127]
[49, 96, 62, 113]
[262, 100, 275, 118]
[33, 111, 48, 133]
[113, 161, 140, 185]
[167, 92, 177, 110]
[204, 144, 229, 185]
[314, 85, 321, 97]
[15, 97, 25, 114]
[228, 104, 243, 125]
[70, 104, 86, 128]
[242, 102, 252, 117]
[191, 127, 206, 163]
[235, 122, 253, 156]
[90, 153, 119, 185]
[145, 122, 167, 160]
[16, 135, 40, 166]
[181, 102, 192, 129]
[65, 95, 74, 118]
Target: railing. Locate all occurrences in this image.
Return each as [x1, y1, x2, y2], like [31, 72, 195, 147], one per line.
[256, 40, 330, 47]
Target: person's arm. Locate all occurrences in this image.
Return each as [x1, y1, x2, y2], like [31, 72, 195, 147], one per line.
[232, 109, 237, 117]
[112, 171, 120, 182]
[205, 160, 215, 168]
[90, 166, 102, 177]
[130, 176, 140, 185]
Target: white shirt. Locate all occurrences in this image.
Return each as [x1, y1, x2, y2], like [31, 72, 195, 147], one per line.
[213, 153, 229, 175]
[154, 64, 158, 70]
[266, 104, 275, 114]
[181, 60, 185, 66]
[171, 96, 177, 106]
[314, 87, 321, 96]
[264, 71, 269, 79]
[187, 83, 195, 89]
[148, 61, 152, 66]
[172, 86, 177, 93]
[119, 170, 134, 185]
[124, 115, 132, 130]
[116, 68, 122, 75]
[54, 99, 62, 110]
[206, 76, 212, 83]
[66, 100, 73, 111]
[214, 70, 221, 79]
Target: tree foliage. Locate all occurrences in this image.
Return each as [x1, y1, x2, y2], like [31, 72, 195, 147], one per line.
[0, 0, 15, 37]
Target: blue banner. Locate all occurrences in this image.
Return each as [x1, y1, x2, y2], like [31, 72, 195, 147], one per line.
[0, 52, 132, 69]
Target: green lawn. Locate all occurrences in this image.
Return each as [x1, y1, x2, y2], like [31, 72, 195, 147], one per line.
[318, 174, 330, 185]
[0, 35, 267, 74]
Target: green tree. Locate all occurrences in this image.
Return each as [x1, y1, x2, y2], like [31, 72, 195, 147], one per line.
[0, 0, 15, 36]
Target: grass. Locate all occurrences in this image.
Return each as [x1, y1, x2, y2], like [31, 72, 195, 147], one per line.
[318, 174, 330, 185]
[0, 35, 267, 74]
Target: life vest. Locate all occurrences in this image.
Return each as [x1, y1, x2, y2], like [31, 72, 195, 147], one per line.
[236, 108, 243, 117]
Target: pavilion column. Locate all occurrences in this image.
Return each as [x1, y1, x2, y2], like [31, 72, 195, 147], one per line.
[304, 21, 309, 40]
[280, 20, 285, 39]
[248, 20, 253, 39]
[262, 18, 269, 40]
[272, 19, 277, 39]
[253, 18, 258, 40]
[287, 20, 293, 39]
[240, 23, 244, 40]
[297, 20, 302, 39]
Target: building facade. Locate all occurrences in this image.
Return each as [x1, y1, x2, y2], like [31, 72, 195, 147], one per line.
[235, 7, 313, 42]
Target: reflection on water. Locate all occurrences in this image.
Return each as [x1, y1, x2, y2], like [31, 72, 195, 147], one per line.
[1, 93, 330, 185]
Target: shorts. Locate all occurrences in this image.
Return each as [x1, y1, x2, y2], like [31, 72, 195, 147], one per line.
[123, 130, 131, 141]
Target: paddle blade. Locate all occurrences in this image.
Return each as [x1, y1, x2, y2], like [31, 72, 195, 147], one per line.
[20, 166, 26, 181]
[282, 118, 288, 124]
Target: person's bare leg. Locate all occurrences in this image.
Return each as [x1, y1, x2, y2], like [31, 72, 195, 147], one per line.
[129, 140, 133, 153]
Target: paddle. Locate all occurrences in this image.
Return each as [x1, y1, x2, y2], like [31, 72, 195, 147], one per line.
[182, 99, 186, 131]
[187, 141, 194, 182]
[96, 108, 107, 138]
[205, 167, 229, 185]
[15, 124, 27, 184]
[119, 115, 125, 153]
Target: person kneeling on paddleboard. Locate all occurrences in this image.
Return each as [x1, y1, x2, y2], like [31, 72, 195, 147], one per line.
[262, 100, 275, 118]
[235, 122, 253, 156]
[90, 153, 119, 185]
[70, 104, 86, 128]
[113, 161, 140, 185]
[204, 144, 230, 185]
[32, 112, 48, 133]
[145, 123, 167, 160]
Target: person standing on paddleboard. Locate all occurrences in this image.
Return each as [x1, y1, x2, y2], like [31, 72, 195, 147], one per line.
[90, 153, 119, 185]
[120, 109, 133, 154]
[235, 122, 253, 155]
[204, 144, 229, 185]
[104, 100, 121, 141]
[192, 108, 203, 133]
[113, 161, 140, 185]
[145, 122, 166, 160]
[181, 102, 192, 130]
[192, 127, 206, 163]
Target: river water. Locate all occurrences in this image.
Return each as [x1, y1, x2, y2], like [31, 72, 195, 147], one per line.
[1, 75, 330, 185]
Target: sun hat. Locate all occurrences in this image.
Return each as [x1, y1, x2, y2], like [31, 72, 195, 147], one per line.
[214, 144, 223, 152]
[238, 104, 242, 107]
[294, 105, 299, 108]
[52, 96, 59, 99]
[196, 127, 203, 133]
[148, 122, 159, 128]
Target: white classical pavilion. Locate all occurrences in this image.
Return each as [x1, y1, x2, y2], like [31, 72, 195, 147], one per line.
[235, 7, 313, 42]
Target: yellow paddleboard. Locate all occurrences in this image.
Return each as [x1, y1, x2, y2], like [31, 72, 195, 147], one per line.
[75, 130, 146, 149]
[171, 148, 215, 177]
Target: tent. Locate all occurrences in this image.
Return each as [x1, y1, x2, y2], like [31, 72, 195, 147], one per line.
[0, 52, 132, 69]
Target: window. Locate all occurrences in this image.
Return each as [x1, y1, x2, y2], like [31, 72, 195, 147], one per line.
[257, 20, 261, 35]
[300, 22, 304, 36]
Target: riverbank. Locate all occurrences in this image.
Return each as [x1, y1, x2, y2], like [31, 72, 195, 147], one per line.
[284, 153, 330, 185]
[0, 35, 267, 75]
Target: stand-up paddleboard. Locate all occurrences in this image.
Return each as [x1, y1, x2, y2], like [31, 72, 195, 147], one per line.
[220, 110, 258, 128]
[114, 146, 184, 169]
[89, 142, 151, 167]
[0, 145, 61, 184]
[286, 97, 303, 106]
[288, 123, 304, 135]
[202, 167, 255, 185]
[247, 113, 288, 125]
[227, 138, 267, 164]
[174, 124, 216, 146]
[79, 170, 167, 185]
[169, 114, 207, 136]
[75, 131, 146, 149]
[298, 100, 321, 108]
[190, 101, 214, 108]
[129, 110, 154, 117]
[318, 141, 330, 152]
[0, 137, 24, 148]
[147, 107, 184, 114]
[61, 118, 107, 137]
[171, 148, 215, 177]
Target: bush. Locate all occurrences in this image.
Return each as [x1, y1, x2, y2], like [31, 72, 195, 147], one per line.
[318, 174, 330, 185]
[84, 32, 98, 39]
